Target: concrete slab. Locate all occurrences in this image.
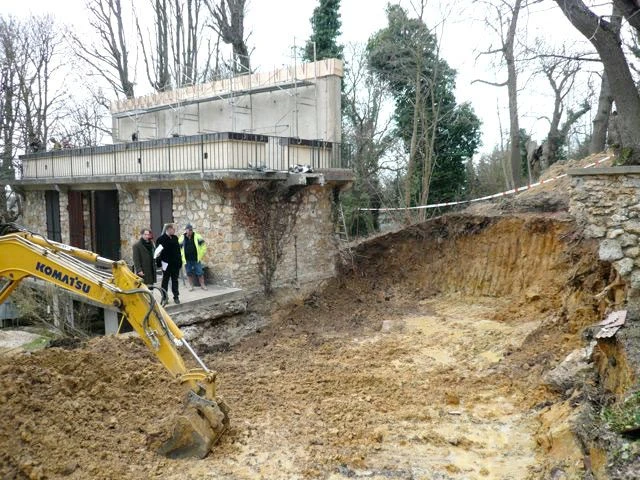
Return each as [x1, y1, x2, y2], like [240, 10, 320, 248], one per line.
[160, 283, 244, 315]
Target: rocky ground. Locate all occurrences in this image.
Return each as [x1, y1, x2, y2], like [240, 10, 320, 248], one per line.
[0, 211, 616, 480]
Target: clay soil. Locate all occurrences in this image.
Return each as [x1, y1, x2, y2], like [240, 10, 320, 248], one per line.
[0, 214, 611, 479]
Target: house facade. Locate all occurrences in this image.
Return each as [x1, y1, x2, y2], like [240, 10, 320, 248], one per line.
[10, 59, 353, 292]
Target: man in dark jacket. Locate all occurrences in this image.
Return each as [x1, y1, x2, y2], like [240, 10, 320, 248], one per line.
[155, 223, 183, 304]
[132, 228, 156, 285]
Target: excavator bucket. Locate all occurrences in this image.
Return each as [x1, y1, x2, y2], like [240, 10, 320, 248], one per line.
[158, 392, 230, 459]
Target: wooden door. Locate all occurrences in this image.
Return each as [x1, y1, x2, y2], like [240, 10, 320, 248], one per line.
[67, 191, 84, 248]
[149, 189, 173, 239]
[45, 190, 61, 242]
[92, 190, 121, 260]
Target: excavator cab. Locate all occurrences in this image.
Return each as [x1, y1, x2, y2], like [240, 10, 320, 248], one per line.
[0, 223, 229, 458]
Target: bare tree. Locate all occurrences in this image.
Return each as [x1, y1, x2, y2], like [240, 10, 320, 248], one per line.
[59, 90, 111, 147]
[137, 0, 214, 91]
[0, 18, 19, 177]
[474, 0, 526, 188]
[535, 51, 590, 168]
[0, 17, 21, 220]
[137, 0, 171, 91]
[16, 15, 67, 155]
[554, 0, 640, 164]
[205, 0, 250, 73]
[74, 0, 135, 99]
[342, 43, 395, 232]
[174, 0, 210, 86]
[0, 15, 66, 219]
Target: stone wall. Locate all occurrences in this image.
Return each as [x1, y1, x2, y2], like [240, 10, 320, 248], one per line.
[272, 185, 337, 287]
[59, 191, 69, 245]
[82, 193, 91, 249]
[168, 182, 338, 291]
[21, 181, 340, 292]
[119, 187, 151, 264]
[21, 190, 47, 236]
[570, 167, 640, 299]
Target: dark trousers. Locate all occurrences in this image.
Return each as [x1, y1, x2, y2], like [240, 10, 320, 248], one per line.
[161, 264, 181, 299]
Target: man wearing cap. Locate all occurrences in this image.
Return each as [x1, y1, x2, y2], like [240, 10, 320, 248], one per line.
[179, 223, 208, 291]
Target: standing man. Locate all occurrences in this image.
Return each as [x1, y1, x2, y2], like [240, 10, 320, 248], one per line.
[179, 223, 208, 291]
[156, 223, 182, 304]
[132, 228, 156, 286]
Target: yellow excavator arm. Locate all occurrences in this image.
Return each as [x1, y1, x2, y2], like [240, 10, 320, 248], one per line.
[0, 223, 228, 458]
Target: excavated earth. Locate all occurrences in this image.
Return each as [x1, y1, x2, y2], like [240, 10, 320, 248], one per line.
[0, 213, 615, 479]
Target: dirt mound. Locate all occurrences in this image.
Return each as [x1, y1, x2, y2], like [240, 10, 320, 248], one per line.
[0, 214, 614, 479]
[0, 336, 185, 479]
[466, 152, 613, 216]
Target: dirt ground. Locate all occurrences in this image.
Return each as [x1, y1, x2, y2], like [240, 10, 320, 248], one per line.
[0, 214, 611, 479]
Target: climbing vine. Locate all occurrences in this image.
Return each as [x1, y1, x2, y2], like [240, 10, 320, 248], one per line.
[234, 183, 304, 294]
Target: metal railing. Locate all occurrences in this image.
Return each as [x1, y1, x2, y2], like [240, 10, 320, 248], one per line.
[19, 132, 352, 180]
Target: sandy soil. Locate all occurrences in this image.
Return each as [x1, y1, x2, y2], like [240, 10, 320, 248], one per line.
[0, 214, 610, 479]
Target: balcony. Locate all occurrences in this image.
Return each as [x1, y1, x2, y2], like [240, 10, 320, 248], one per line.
[17, 132, 352, 183]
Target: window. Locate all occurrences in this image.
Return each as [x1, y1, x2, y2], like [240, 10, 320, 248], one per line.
[45, 190, 62, 242]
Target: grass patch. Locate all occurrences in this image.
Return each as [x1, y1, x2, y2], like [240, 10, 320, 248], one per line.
[21, 336, 51, 352]
[603, 391, 640, 435]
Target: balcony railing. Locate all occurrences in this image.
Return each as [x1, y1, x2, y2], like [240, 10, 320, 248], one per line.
[18, 132, 352, 180]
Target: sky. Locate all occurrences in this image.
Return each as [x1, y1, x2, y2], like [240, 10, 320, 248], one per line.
[2, 0, 599, 156]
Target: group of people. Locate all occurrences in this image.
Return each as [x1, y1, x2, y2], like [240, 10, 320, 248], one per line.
[132, 223, 208, 305]
[27, 133, 73, 153]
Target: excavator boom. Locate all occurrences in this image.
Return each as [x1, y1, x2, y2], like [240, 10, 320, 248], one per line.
[0, 223, 228, 458]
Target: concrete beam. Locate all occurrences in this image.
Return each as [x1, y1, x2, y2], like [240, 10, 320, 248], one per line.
[10, 170, 354, 191]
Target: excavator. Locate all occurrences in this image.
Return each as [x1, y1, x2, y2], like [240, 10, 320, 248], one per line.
[0, 222, 229, 459]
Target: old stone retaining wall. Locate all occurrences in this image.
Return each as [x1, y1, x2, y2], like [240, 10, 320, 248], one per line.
[569, 167, 640, 299]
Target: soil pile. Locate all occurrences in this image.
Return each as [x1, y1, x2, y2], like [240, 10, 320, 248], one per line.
[466, 152, 613, 215]
[0, 336, 185, 479]
[0, 214, 612, 479]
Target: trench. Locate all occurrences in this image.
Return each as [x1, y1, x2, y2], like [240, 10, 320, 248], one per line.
[0, 214, 611, 479]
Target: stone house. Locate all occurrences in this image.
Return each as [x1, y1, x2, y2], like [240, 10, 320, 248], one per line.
[8, 59, 353, 293]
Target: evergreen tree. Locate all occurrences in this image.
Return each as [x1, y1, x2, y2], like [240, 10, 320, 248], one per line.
[368, 5, 480, 207]
[303, 0, 343, 62]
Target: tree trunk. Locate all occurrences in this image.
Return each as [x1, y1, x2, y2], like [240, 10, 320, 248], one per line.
[404, 67, 421, 223]
[506, 0, 522, 187]
[541, 95, 562, 170]
[589, 72, 613, 154]
[556, 0, 640, 163]
[207, 0, 250, 73]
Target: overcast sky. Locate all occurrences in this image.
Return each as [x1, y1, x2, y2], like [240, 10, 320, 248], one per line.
[3, 0, 598, 156]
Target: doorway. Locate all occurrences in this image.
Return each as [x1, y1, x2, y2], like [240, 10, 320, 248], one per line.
[92, 190, 120, 260]
[149, 189, 173, 239]
[67, 191, 84, 248]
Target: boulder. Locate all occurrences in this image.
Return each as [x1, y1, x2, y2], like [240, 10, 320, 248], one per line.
[543, 342, 596, 393]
